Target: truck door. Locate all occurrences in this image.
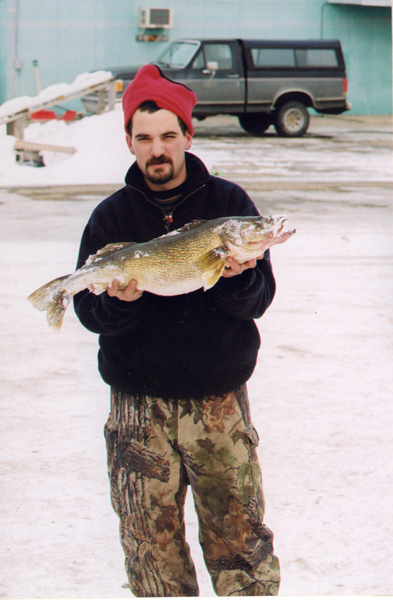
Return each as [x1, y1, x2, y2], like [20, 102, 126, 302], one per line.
[185, 41, 245, 113]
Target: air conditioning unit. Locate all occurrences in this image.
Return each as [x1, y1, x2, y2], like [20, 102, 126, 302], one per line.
[139, 7, 173, 29]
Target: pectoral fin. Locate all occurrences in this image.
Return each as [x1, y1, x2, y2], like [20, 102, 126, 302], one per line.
[201, 263, 227, 290]
[195, 246, 228, 291]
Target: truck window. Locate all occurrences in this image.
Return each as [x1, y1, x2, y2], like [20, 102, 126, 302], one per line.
[192, 43, 234, 70]
[191, 51, 205, 70]
[250, 47, 339, 69]
[295, 49, 338, 67]
[251, 48, 295, 67]
[157, 41, 199, 68]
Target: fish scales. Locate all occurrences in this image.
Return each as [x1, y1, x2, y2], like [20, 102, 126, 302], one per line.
[28, 215, 295, 330]
[65, 221, 226, 296]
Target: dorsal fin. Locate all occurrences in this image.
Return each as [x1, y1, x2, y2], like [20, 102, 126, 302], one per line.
[175, 220, 207, 233]
[86, 242, 135, 264]
[155, 220, 208, 242]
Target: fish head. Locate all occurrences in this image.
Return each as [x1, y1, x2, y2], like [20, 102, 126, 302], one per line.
[221, 215, 296, 261]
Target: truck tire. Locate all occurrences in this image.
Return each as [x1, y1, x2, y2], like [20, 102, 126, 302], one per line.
[238, 113, 271, 136]
[274, 101, 310, 137]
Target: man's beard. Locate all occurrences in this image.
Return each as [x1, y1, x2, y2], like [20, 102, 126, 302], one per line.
[145, 156, 174, 185]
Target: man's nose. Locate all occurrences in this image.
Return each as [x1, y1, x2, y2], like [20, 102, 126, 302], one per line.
[151, 138, 165, 156]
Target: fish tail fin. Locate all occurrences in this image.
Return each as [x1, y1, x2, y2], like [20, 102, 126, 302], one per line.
[27, 275, 71, 330]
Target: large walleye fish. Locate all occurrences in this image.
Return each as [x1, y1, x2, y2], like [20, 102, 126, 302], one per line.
[28, 215, 295, 330]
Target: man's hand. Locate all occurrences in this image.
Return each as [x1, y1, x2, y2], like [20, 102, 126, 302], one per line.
[221, 257, 258, 278]
[107, 279, 144, 302]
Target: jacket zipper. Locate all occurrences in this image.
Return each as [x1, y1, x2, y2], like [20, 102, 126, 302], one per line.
[129, 184, 206, 232]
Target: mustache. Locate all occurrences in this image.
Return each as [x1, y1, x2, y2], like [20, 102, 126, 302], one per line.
[147, 156, 173, 167]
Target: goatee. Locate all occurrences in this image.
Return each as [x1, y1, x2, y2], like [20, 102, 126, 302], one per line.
[145, 157, 174, 185]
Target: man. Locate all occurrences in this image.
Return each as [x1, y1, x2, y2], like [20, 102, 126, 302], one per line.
[74, 65, 280, 596]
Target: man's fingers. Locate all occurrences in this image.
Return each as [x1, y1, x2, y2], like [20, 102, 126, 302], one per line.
[222, 257, 258, 278]
[107, 279, 143, 302]
[107, 279, 121, 297]
[226, 258, 242, 273]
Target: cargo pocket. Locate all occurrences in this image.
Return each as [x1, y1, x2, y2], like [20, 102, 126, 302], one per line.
[104, 414, 122, 516]
[245, 423, 260, 448]
[244, 422, 261, 466]
[104, 413, 119, 456]
[244, 422, 266, 516]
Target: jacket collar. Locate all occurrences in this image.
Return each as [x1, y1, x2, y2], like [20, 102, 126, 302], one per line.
[124, 152, 210, 198]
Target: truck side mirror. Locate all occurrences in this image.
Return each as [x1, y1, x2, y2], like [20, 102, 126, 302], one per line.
[206, 61, 218, 72]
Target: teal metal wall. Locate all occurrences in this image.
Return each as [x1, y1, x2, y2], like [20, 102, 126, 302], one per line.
[0, 0, 391, 114]
[322, 4, 392, 114]
[0, 0, 140, 102]
[0, 0, 7, 103]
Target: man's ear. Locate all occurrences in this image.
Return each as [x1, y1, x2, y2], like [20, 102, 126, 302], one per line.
[126, 134, 135, 155]
[185, 132, 192, 151]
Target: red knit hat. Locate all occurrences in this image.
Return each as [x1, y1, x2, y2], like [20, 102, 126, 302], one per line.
[122, 64, 197, 135]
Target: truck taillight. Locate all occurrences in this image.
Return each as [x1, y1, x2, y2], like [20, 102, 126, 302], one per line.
[343, 78, 348, 94]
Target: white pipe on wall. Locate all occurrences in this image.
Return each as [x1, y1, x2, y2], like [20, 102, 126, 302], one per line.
[6, 0, 21, 99]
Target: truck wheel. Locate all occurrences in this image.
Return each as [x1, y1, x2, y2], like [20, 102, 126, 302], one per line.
[274, 101, 310, 137]
[238, 113, 271, 136]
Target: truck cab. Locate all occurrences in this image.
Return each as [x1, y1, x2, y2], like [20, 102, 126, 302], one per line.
[82, 38, 350, 137]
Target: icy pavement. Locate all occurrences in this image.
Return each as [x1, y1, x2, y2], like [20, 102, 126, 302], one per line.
[0, 114, 392, 598]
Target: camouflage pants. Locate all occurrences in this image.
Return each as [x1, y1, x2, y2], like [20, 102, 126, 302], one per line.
[104, 385, 280, 597]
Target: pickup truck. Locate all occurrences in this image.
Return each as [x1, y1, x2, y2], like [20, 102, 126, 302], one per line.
[82, 38, 350, 137]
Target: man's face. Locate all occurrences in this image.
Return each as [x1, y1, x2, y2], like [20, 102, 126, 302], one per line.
[126, 108, 192, 191]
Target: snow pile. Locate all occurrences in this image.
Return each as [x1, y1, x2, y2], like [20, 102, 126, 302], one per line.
[0, 103, 217, 188]
[0, 105, 133, 186]
[0, 71, 113, 120]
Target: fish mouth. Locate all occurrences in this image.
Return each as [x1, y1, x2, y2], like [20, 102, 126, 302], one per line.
[251, 215, 294, 238]
[272, 215, 295, 237]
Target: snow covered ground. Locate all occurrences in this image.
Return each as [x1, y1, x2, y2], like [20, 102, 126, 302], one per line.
[0, 109, 392, 598]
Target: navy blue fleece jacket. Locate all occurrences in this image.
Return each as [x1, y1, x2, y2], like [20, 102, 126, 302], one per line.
[73, 152, 276, 399]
